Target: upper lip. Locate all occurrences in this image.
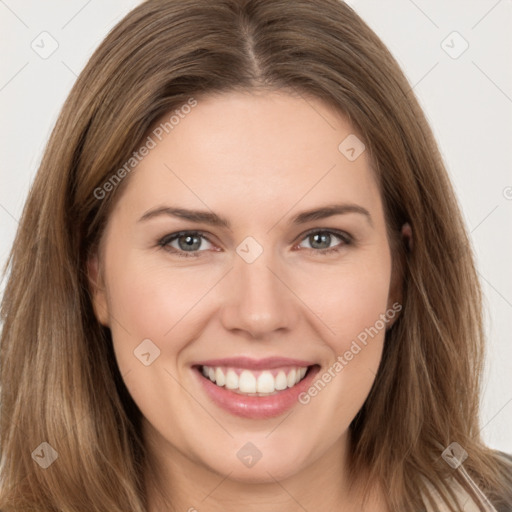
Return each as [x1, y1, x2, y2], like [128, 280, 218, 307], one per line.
[193, 357, 316, 370]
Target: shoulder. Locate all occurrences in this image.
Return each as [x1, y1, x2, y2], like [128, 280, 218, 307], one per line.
[421, 476, 480, 512]
[422, 451, 512, 512]
[423, 480, 486, 512]
[494, 451, 512, 511]
[495, 450, 512, 465]
[428, 480, 481, 512]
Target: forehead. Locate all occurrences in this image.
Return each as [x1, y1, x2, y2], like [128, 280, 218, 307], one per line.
[112, 90, 382, 227]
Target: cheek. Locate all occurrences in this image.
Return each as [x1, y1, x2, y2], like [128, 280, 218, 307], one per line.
[302, 254, 392, 352]
[333, 274, 390, 352]
[102, 247, 230, 385]
[294, 254, 392, 416]
[104, 252, 216, 336]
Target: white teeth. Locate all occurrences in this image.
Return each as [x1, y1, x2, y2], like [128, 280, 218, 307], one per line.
[239, 370, 257, 393]
[225, 369, 238, 390]
[215, 367, 226, 387]
[257, 371, 275, 393]
[275, 371, 288, 391]
[201, 365, 309, 395]
[287, 368, 297, 388]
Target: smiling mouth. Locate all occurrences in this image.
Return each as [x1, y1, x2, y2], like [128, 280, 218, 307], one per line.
[197, 365, 312, 396]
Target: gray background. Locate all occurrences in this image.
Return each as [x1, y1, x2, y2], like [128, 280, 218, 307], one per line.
[1, 0, 511, 452]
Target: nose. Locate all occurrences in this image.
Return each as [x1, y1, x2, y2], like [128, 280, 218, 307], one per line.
[220, 245, 300, 339]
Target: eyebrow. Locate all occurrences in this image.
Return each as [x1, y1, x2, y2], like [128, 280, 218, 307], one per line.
[138, 203, 373, 229]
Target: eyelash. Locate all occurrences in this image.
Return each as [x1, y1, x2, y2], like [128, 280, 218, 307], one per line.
[157, 229, 353, 258]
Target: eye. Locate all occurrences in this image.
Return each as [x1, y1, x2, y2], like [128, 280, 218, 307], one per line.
[158, 231, 214, 258]
[157, 229, 353, 258]
[296, 229, 352, 255]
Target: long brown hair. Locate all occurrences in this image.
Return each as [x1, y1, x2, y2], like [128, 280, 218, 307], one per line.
[1, 1, 511, 510]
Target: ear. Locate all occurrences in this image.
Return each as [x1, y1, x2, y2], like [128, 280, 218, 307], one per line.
[87, 253, 110, 327]
[386, 222, 413, 328]
[401, 222, 413, 252]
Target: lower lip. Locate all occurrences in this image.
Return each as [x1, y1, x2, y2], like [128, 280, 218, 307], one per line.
[194, 366, 320, 419]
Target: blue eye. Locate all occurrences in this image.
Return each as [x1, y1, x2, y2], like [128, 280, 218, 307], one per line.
[157, 229, 352, 258]
[297, 230, 352, 254]
[158, 231, 213, 258]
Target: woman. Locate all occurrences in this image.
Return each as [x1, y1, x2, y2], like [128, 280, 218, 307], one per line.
[1, 0, 511, 510]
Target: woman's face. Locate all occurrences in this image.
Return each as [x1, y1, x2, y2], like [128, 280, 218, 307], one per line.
[89, 90, 400, 484]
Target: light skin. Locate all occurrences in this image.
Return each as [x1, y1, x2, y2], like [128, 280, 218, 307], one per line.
[88, 90, 411, 511]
